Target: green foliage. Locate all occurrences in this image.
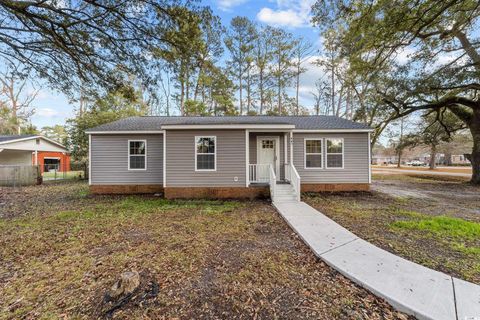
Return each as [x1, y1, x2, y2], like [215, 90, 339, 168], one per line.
[392, 216, 480, 240]
[184, 100, 208, 116]
[66, 85, 147, 161]
[41, 125, 67, 144]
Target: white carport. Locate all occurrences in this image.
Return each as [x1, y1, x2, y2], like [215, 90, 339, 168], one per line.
[0, 135, 67, 166]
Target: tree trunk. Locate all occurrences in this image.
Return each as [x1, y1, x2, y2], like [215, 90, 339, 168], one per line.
[331, 63, 335, 116]
[180, 79, 185, 116]
[239, 62, 243, 115]
[277, 59, 282, 115]
[259, 69, 264, 114]
[295, 64, 300, 115]
[247, 65, 251, 114]
[397, 149, 403, 168]
[429, 145, 437, 170]
[397, 118, 404, 168]
[470, 110, 480, 184]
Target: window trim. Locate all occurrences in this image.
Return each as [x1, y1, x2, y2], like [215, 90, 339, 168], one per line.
[128, 139, 147, 171]
[304, 138, 323, 169]
[195, 136, 217, 172]
[325, 137, 344, 169]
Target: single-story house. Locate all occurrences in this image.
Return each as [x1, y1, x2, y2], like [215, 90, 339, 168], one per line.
[0, 135, 69, 169]
[86, 116, 373, 200]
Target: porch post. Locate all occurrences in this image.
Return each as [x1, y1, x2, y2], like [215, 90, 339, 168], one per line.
[284, 133, 288, 164]
[34, 150, 38, 165]
[245, 130, 249, 187]
[289, 131, 293, 164]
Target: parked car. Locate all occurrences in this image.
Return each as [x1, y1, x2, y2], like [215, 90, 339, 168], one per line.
[406, 160, 426, 166]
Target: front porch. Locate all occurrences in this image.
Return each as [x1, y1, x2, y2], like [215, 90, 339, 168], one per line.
[246, 131, 300, 202]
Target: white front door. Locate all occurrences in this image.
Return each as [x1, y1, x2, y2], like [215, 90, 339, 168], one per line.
[257, 137, 280, 180]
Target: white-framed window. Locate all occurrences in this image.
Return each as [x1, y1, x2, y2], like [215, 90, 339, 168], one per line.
[128, 140, 147, 170]
[326, 138, 344, 169]
[304, 138, 323, 169]
[195, 136, 216, 171]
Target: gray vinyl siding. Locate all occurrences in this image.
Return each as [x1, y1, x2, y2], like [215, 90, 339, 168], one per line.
[249, 132, 287, 180]
[292, 132, 370, 183]
[90, 134, 163, 185]
[166, 130, 246, 187]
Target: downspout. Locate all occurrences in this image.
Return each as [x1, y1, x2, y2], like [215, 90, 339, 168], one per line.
[245, 130, 249, 187]
[163, 130, 166, 188]
[88, 134, 91, 185]
[368, 132, 372, 184]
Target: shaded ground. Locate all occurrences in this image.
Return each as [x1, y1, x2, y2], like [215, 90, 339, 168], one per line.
[0, 181, 410, 319]
[304, 174, 480, 284]
[372, 165, 472, 174]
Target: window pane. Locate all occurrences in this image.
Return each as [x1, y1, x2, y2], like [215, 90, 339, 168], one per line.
[327, 154, 343, 168]
[197, 137, 215, 154]
[197, 154, 215, 170]
[130, 155, 145, 169]
[130, 141, 145, 155]
[306, 140, 321, 153]
[327, 139, 342, 153]
[262, 140, 274, 149]
[306, 154, 322, 168]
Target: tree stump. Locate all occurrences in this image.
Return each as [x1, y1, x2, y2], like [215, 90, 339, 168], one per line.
[109, 271, 140, 298]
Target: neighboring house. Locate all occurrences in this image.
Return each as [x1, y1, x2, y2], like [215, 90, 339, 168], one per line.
[450, 154, 470, 165]
[0, 135, 69, 170]
[35, 151, 71, 173]
[86, 116, 373, 200]
[372, 154, 398, 165]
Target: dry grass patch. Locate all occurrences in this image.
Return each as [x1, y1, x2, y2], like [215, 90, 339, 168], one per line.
[304, 174, 480, 284]
[0, 181, 410, 319]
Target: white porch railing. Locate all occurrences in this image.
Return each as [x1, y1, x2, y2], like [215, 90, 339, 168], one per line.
[249, 163, 270, 183]
[269, 164, 276, 203]
[285, 163, 301, 201]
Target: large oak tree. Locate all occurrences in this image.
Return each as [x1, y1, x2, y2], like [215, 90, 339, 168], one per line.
[312, 0, 480, 183]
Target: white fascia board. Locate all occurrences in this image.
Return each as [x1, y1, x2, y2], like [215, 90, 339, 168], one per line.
[86, 130, 164, 134]
[293, 129, 374, 133]
[0, 135, 67, 150]
[161, 124, 295, 130]
[0, 136, 41, 145]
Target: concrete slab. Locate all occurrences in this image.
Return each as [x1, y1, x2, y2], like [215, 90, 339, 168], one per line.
[275, 202, 358, 254]
[321, 239, 456, 320]
[273, 200, 480, 320]
[454, 277, 480, 320]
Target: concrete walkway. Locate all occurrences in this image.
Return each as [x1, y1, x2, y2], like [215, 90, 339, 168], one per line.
[373, 167, 471, 178]
[274, 201, 480, 320]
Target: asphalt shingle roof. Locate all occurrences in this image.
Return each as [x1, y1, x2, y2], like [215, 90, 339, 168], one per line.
[0, 134, 36, 143]
[86, 116, 371, 132]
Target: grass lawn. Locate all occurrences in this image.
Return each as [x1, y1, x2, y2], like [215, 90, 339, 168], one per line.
[304, 174, 480, 284]
[42, 170, 84, 180]
[0, 181, 410, 319]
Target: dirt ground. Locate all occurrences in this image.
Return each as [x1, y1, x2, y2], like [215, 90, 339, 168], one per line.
[372, 165, 472, 174]
[305, 174, 480, 284]
[0, 181, 411, 320]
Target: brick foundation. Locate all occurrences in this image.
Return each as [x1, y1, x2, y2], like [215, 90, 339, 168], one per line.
[90, 185, 164, 194]
[301, 183, 370, 192]
[164, 186, 269, 199]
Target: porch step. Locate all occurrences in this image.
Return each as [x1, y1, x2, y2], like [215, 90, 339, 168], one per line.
[273, 183, 298, 202]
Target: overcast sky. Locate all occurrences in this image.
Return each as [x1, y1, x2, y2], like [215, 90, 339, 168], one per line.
[29, 0, 324, 129]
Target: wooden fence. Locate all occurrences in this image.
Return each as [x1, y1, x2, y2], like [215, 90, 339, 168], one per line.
[0, 165, 40, 187]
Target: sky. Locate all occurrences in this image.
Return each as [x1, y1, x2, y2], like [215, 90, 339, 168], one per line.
[29, 0, 323, 129]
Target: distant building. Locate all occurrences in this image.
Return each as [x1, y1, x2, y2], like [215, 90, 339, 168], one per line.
[0, 135, 70, 172]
